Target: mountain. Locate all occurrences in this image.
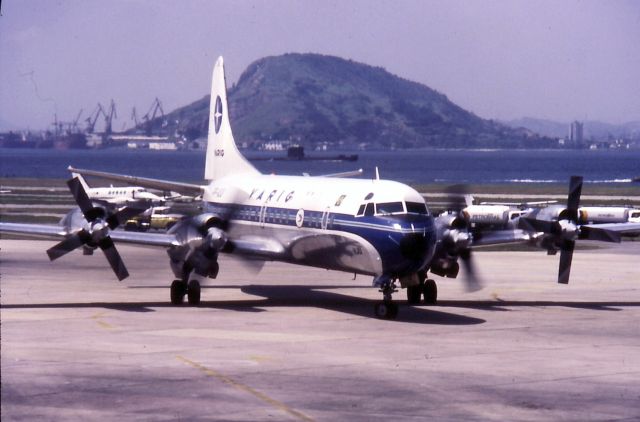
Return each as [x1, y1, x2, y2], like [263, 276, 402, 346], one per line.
[154, 54, 555, 149]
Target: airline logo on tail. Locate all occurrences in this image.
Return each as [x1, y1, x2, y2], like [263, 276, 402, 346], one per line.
[214, 96, 223, 134]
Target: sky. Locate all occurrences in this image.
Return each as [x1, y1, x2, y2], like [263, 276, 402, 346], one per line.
[1, 0, 639, 131]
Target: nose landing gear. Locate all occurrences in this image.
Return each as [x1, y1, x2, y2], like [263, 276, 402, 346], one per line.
[374, 279, 398, 319]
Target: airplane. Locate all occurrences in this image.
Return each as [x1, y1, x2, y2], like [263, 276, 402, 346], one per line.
[70, 171, 165, 207]
[2, 56, 640, 319]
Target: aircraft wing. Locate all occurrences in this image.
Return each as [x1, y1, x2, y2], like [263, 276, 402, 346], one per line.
[109, 231, 180, 247]
[1, 222, 180, 247]
[68, 166, 203, 197]
[0, 222, 67, 239]
[471, 229, 532, 248]
[579, 222, 640, 242]
[1, 221, 287, 258]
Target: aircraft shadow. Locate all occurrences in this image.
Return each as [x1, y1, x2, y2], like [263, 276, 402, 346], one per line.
[1, 284, 483, 325]
[6, 285, 637, 321]
[435, 300, 639, 312]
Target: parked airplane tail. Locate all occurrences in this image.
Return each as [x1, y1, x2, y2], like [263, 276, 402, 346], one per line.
[70, 171, 91, 192]
[204, 56, 260, 181]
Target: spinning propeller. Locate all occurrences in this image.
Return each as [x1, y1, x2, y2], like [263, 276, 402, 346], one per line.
[519, 176, 621, 284]
[47, 177, 144, 280]
[434, 184, 481, 292]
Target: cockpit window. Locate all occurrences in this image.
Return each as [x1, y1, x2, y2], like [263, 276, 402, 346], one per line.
[356, 204, 366, 216]
[375, 202, 404, 215]
[406, 201, 428, 215]
[364, 203, 375, 216]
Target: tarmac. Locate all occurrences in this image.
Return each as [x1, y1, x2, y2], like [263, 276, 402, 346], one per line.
[2, 239, 639, 421]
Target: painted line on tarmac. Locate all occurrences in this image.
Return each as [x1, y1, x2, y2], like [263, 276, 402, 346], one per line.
[91, 311, 115, 330]
[176, 355, 314, 422]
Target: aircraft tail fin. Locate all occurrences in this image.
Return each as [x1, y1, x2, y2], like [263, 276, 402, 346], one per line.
[204, 57, 259, 181]
[70, 171, 91, 192]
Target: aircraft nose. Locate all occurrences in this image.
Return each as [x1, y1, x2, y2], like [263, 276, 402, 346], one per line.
[399, 233, 429, 262]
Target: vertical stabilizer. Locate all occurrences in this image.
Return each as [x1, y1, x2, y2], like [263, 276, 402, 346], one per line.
[204, 56, 259, 181]
[71, 172, 91, 191]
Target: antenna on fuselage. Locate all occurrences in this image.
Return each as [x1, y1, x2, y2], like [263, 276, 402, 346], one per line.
[375, 166, 380, 181]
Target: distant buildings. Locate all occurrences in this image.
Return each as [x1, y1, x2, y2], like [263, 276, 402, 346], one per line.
[570, 120, 584, 147]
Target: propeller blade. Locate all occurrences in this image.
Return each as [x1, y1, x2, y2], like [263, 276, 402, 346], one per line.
[459, 249, 482, 292]
[106, 205, 148, 229]
[558, 240, 575, 284]
[566, 175, 583, 216]
[67, 177, 95, 217]
[98, 237, 129, 281]
[444, 184, 471, 212]
[46, 233, 85, 261]
[579, 226, 621, 243]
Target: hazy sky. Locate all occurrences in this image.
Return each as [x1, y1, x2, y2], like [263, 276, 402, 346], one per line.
[1, 0, 639, 131]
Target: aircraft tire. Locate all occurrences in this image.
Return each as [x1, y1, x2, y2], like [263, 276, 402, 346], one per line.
[170, 280, 186, 305]
[374, 301, 398, 319]
[407, 285, 422, 304]
[423, 279, 438, 305]
[187, 279, 201, 306]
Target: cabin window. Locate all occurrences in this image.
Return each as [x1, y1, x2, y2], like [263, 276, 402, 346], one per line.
[375, 202, 404, 215]
[406, 202, 428, 215]
[631, 212, 640, 219]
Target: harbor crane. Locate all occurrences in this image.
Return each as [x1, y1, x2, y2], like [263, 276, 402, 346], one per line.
[142, 97, 165, 135]
[85, 104, 106, 134]
[103, 100, 117, 135]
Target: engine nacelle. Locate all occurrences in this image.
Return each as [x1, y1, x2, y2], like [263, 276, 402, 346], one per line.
[167, 213, 229, 280]
[189, 213, 226, 232]
[168, 212, 226, 245]
[436, 212, 467, 230]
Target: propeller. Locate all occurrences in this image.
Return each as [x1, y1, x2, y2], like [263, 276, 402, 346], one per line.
[519, 175, 621, 284]
[168, 186, 267, 281]
[556, 175, 582, 284]
[518, 176, 582, 283]
[46, 177, 145, 281]
[432, 184, 482, 292]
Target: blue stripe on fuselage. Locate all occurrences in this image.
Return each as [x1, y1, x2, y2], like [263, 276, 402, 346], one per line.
[204, 201, 436, 276]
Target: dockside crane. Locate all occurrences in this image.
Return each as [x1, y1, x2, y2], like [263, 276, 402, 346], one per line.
[70, 108, 83, 133]
[104, 100, 117, 135]
[142, 97, 165, 135]
[85, 104, 106, 133]
[131, 107, 140, 128]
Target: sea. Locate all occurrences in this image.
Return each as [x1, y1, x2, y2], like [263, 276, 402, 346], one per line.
[1, 148, 639, 186]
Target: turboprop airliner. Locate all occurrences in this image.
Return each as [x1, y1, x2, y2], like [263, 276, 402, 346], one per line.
[2, 57, 639, 319]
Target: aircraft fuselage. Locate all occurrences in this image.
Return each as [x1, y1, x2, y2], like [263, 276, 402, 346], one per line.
[203, 174, 437, 278]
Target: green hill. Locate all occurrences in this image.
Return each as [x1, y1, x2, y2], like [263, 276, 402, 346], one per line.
[158, 53, 554, 149]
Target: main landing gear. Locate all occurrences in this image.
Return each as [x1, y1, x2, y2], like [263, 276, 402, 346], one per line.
[406, 273, 438, 305]
[170, 279, 201, 306]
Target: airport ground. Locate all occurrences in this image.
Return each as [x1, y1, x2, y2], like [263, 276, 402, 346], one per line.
[2, 239, 639, 421]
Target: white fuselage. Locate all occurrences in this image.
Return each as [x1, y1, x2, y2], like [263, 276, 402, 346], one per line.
[202, 173, 437, 278]
[87, 186, 162, 206]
